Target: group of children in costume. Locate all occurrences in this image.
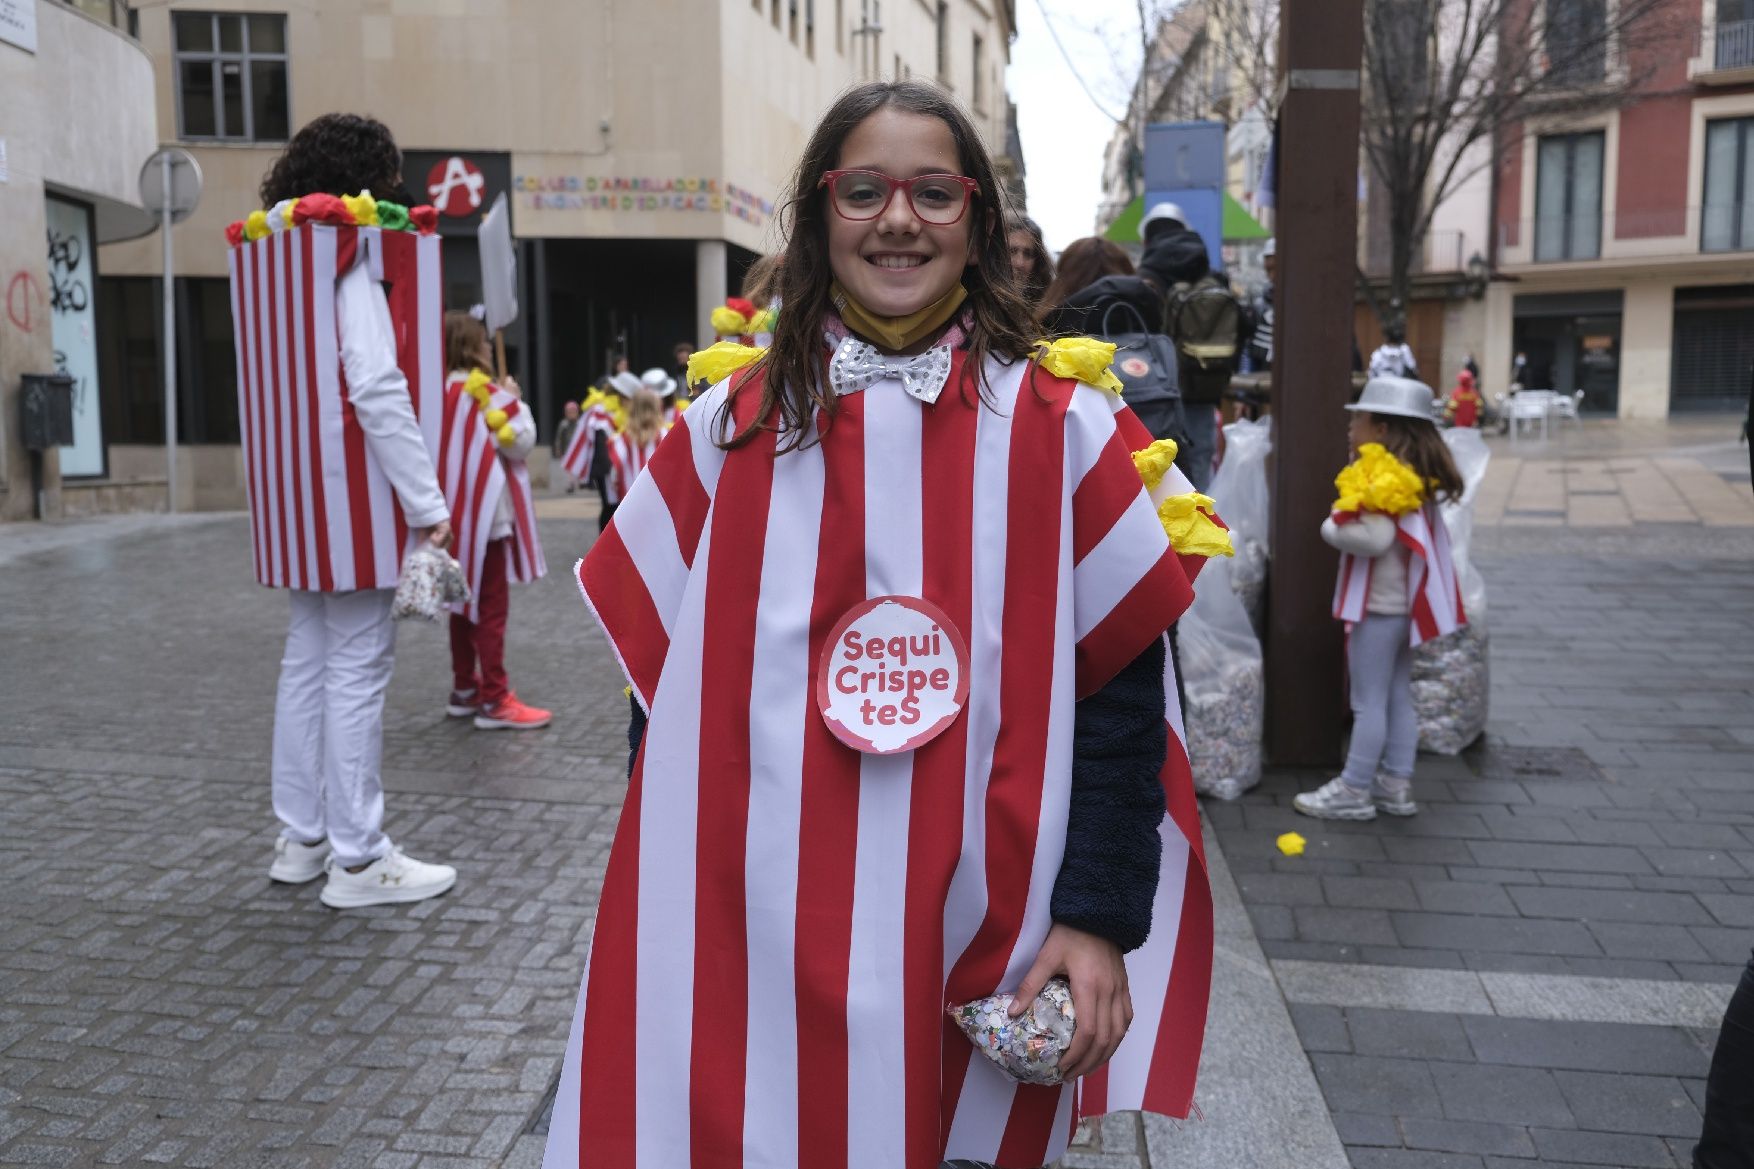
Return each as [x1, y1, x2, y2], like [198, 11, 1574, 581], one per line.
[236, 80, 1465, 1169]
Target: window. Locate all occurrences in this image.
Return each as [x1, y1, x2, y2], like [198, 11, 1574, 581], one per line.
[1544, 0, 1607, 87]
[972, 33, 986, 112]
[1534, 132, 1604, 261]
[1719, 0, 1754, 69]
[1704, 117, 1754, 252]
[805, 0, 815, 57]
[96, 277, 241, 445]
[174, 13, 289, 141]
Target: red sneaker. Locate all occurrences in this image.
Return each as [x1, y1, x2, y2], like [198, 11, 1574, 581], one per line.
[474, 694, 552, 731]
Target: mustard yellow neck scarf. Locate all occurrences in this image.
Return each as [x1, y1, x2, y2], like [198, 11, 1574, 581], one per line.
[831, 281, 967, 353]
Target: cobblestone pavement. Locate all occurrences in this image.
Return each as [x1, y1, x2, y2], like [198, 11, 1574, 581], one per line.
[1211, 417, 1754, 1168]
[1, 513, 620, 1169]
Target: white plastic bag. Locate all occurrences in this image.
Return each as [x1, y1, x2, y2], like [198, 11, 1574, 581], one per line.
[1208, 418, 1272, 634]
[1412, 428, 1490, 754]
[1180, 554, 1265, 799]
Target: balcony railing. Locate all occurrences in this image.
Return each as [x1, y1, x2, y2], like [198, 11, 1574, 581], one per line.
[1496, 206, 1754, 256]
[1718, 18, 1754, 70]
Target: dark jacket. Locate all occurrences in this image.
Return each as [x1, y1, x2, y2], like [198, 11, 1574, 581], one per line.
[1138, 225, 1211, 300]
[1042, 275, 1165, 339]
[626, 636, 1170, 953]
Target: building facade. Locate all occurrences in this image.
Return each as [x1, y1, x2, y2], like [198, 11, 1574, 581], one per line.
[0, 0, 160, 521]
[1485, 0, 1754, 416]
[82, 0, 1015, 514]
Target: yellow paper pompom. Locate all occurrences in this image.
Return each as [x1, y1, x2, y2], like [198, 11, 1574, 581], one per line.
[497, 423, 516, 446]
[687, 341, 766, 387]
[341, 191, 380, 227]
[1333, 443, 1425, 516]
[1131, 438, 1181, 491]
[485, 408, 508, 430]
[1033, 336, 1125, 394]
[750, 307, 779, 335]
[1277, 831, 1307, 857]
[710, 306, 751, 335]
[1157, 491, 1234, 558]
[244, 210, 271, 241]
[675, 398, 691, 412]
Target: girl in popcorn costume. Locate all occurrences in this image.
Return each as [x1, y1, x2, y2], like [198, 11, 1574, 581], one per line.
[231, 113, 458, 909]
[1295, 376, 1466, 821]
[559, 372, 636, 532]
[439, 310, 552, 731]
[545, 81, 1226, 1169]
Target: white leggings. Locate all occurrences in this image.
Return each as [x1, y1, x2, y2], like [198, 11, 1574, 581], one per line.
[1341, 613, 1417, 788]
[271, 589, 397, 868]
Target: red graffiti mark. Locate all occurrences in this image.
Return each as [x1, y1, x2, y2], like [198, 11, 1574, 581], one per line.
[7, 271, 44, 333]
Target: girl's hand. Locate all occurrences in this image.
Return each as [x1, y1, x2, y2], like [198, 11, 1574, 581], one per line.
[501, 375, 522, 399]
[418, 520, 453, 551]
[1008, 922, 1132, 1081]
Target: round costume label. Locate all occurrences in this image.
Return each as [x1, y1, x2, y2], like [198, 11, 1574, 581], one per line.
[817, 595, 971, 755]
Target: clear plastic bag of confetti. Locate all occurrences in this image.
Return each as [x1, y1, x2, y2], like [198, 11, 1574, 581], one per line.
[392, 544, 471, 622]
[948, 976, 1076, 1085]
[1209, 417, 1272, 635]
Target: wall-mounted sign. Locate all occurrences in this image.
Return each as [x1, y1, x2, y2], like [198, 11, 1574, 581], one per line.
[513, 175, 774, 228]
[401, 150, 510, 237]
[0, 0, 37, 53]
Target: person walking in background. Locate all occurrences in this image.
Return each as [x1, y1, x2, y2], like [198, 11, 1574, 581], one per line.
[1036, 236, 1159, 334]
[439, 310, 552, 732]
[248, 113, 458, 909]
[1245, 236, 1275, 373]
[552, 399, 582, 493]
[605, 388, 666, 508]
[1006, 212, 1054, 306]
[1295, 376, 1466, 822]
[1445, 367, 1482, 428]
[1369, 325, 1420, 380]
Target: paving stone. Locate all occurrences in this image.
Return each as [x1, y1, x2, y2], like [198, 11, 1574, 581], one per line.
[1505, 886, 1714, 926]
[1323, 877, 1421, 911]
[1429, 1064, 1575, 1128]
[1586, 922, 1711, 961]
[1331, 1112, 1400, 1146]
[1399, 1118, 1537, 1158]
[1286, 1003, 1351, 1053]
[1552, 1070, 1702, 1137]
[1460, 1017, 1710, 1077]
[1308, 1054, 1443, 1119]
[1414, 882, 1521, 917]
[1344, 1009, 1474, 1063]
[1346, 1151, 1487, 1169]
[1391, 913, 1602, 958]
[1464, 842, 1655, 876]
[1527, 1127, 1681, 1167]
[1294, 907, 1401, 948]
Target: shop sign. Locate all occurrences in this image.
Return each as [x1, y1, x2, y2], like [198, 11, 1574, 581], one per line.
[513, 174, 774, 227]
[401, 150, 511, 236]
[0, 0, 36, 53]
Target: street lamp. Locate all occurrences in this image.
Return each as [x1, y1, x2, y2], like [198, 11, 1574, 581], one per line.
[1465, 251, 1490, 299]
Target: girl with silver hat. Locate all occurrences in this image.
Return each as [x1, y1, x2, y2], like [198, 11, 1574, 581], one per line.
[1294, 376, 1467, 822]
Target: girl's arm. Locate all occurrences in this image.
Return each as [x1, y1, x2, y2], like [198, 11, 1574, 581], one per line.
[497, 379, 538, 464]
[1050, 635, 1168, 952]
[1321, 512, 1398, 558]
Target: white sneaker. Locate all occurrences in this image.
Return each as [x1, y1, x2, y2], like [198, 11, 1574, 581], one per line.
[319, 846, 457, 909]
[269, 836, 331, 884]
[1293, 777, 1378, 821]
[1371, 773, 1418, 816]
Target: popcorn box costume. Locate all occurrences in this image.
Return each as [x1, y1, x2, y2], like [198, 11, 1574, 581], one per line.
[226, 199, 444, 591]
[544, 337, 1219, 1169]
[1330, 443, 1466, 646]
[437, 369, 547, 620]
[559, 386, 627, 483]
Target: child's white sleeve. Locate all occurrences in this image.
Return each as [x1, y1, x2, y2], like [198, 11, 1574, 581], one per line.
[1321, 512, 1398, 558]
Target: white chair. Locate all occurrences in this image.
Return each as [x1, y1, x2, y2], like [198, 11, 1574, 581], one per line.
[1550, 390, 1585, 425]
[1505, 390, 1557, 443]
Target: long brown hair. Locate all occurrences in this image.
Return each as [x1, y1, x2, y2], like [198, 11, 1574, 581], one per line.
[625, 389, 665, 448]
[444, 310, 493, 375]
[1006, 213, 1054, 305]
[1038, 237, 1134, 319]
[741, 253, 783, 307]
[719, 80, 1038, 451]
[1370, 413, 1465, 504]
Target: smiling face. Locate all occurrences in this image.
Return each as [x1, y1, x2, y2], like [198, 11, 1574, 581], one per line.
[825, 108, 978, 322]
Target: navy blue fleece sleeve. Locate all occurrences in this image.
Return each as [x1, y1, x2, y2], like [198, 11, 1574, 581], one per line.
[1050, 636, 1168, 953]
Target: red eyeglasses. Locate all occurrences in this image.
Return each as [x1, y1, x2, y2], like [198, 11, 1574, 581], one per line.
[819, 169, 981, 226]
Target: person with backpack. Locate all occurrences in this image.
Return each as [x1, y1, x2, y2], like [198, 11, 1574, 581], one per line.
[1369, 324, 1419, 380]
[1040, 238, 1186, 451]
[1137, 203, 1244, 491]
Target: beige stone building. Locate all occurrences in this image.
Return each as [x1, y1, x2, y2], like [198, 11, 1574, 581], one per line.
[0, 0, 159, 521]
[24, 0, 1014, 516]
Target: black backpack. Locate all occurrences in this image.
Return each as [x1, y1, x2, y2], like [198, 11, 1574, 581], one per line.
[1166, 275, 1244, 404]
[1098, 300, 1188, 447]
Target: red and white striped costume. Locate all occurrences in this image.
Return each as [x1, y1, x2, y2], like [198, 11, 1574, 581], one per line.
[436, 374, 547, 621]
[547, 351, 1213, 1169]
[227, 223, 443, 591]
[1331, 503, 1465, 645]
[560, 398, 622, 482]
[605, 429, 662, 505]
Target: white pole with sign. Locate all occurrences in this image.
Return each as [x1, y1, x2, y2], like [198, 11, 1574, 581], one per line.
[139, 148, 202, 512]
[479, 191, 518, 378]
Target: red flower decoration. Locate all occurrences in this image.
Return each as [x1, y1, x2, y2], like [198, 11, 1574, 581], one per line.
[291, 193, 352, 226]
[224, 221, 246, 247]
[409, 205, 439, 233]
[725, 296, 757, 318]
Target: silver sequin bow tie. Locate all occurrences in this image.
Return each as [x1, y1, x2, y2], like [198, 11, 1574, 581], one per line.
[826, 335, 954, 405]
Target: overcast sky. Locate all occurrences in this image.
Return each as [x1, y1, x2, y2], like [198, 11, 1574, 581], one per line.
[1007, 0, 1143, 253]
